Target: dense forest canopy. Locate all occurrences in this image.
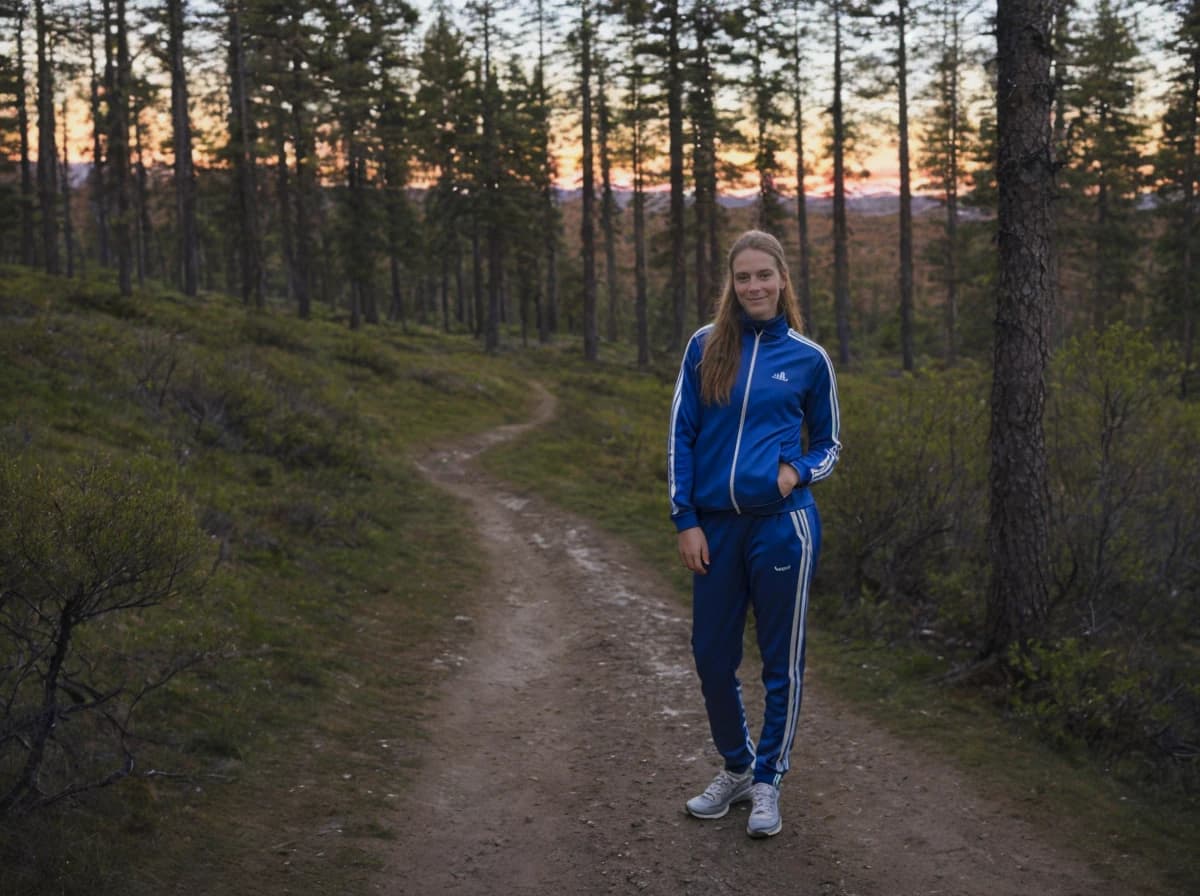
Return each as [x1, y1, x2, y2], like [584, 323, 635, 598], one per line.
[0, 0, 1196, 370]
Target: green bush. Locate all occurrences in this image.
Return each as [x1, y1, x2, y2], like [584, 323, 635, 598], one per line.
[817, 363, 990, 644]
[1038, 326, 1200, 784]
[810, 330, 1198, 787]
[0, 456, 209, 815]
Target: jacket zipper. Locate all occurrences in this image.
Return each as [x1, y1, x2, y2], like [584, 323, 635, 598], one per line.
[728, 330, 762, 514]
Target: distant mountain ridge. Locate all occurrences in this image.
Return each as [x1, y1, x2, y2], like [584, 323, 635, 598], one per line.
[551, 184, 984, 218]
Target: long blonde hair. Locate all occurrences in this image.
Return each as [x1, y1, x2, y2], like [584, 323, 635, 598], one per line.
[699, 230, 805, 405]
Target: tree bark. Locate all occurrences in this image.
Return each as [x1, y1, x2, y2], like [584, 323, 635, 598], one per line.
[167, 0, 199, 296]
[228, 0, 263, 308]
[84, 0, 110, 268]
[580, 0, 599, 361]
[831, 1, 851, 365]
[692, 1, 719, 326]
[598, 54, 620, 344]
[110, 0, 133, 295]
[291, 41, 312, 319]
[985, 0, 1056, 657]
[791, 4, 813, 335]
[666, 0, 687, 350]
[34, 0, 60, 275]
[896, 0, 915, 371]
[16, 5, 36, 266]
[60, 99, 74, 277]
[1182, 41, 1198, 397]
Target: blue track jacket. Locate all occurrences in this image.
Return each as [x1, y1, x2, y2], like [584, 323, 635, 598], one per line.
[669, 313, 841, 532]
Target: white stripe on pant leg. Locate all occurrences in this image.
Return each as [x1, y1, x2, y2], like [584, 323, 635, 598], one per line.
[775, 509, 813, 775]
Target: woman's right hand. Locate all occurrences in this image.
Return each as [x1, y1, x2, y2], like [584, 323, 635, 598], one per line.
[678, 526, 710, 575]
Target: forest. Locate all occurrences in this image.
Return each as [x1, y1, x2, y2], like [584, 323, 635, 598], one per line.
[0, 0, 1198, 889]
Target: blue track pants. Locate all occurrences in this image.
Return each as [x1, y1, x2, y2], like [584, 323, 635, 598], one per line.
[691, 505, 821, 787]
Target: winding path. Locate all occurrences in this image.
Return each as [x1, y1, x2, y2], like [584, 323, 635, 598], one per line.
[381, 384, 1118, 896]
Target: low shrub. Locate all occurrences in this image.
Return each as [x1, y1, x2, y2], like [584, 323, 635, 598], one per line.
[0, 455, 209, 815]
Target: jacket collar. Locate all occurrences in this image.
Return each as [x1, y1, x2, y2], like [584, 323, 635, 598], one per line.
[740, 312, 789, 338]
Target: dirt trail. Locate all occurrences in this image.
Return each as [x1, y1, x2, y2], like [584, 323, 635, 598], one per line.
[382, 385, 1118, 896]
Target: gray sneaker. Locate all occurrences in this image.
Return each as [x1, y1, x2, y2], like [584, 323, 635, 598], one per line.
[685, 768, 754, 819]
[747, 782, 782, 837]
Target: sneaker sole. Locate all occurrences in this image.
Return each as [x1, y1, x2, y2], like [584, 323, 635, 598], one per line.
[746, 819, 783, 838]
[685, 791, 752, 820]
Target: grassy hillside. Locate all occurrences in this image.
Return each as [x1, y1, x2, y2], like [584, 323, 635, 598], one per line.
[0, 267, 536, 894]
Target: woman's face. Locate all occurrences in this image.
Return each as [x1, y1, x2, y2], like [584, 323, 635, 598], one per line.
[732, 248, 782, 321]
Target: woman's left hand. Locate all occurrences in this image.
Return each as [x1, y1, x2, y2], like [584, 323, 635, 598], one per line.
[777, 462, 801, 497]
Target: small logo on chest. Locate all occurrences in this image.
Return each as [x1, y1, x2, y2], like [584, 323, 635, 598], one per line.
[774, 564, 792, 573]
[771, 370, 789, 383]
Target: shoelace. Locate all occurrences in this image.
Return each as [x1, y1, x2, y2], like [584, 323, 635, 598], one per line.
[750, 786, 776, 816]
[703, 770, 740, 799]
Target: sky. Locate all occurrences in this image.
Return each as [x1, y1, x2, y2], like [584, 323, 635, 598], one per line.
[18, 0, 1183, 198]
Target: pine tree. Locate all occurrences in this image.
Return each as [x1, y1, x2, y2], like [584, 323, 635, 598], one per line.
[612, 0, 657, 367]
[687, 0, 732, 326]
[34, 0, 58, 275]
[528, 0, 560, 344]
[985, 0, 1055, 658]
[828, 0, 852, 365]
[467, 0, 506, 350]
[166, 0, 198, 295]
[662, 0, 687, 350]
[918, 0, 980, 365]
[736, 0, 789, 238]
[596, 41, 621, 344]
[576, 0, 599, 360]
[12, 2, 37, 266]
[1059, 0, 1147, 331]
[789, 0, 815, 336]
[225, 0, 263, 307]
[413, 8, 475, 331]
[1155, 0, 1200, 394]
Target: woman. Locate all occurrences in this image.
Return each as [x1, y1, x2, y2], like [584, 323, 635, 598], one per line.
[669, 229, 840, 838]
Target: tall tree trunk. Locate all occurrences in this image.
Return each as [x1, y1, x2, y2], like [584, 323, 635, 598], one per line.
[534, 0, 556, 343]
[85, 0, 109, 268]
[60, 100, 74, 277]
[228, 0, 263, 308]
[291, 39, 312, 318]
[276, 123, 295, 305]
[943, 2, 962, 365]
[791, 6, 813, 335]
[666, 0, 687, 350]
[109, 0, 133, 295]
[580, 0, 599, 360]
[134, 113, 150, 285]
[441, 256, 451, 331]
[471, 214, 484, 338]
[167, 0, 199, 296]
[481, 16, 501, 352]
[629, 46, 650, 369]
[831, 1, 851, 365]
[598, 55, 620, 344]
[985, 0, 1055, 657]
[692, 1, 718, 326]
[34, 0, 59, 275]
[16, 5, 36, 266]
[390, 255, 405, 327]
[455, 248, 466, 326]
[1182, 46, 1198, 397]
[896, 0, 915, 371]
